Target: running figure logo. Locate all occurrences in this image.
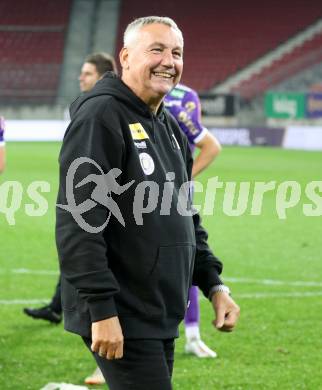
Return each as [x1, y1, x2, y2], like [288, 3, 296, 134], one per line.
[57, 157, 134, 233]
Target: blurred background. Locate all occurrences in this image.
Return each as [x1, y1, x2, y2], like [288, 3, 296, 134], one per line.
[1, 0, 322, 148]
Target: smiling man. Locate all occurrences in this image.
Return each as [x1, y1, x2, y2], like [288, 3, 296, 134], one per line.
[120, 21, 183, 110]
[56, 16, 239, 390]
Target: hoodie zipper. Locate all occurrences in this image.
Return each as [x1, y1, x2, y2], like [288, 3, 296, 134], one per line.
[164, 114, 180, 150]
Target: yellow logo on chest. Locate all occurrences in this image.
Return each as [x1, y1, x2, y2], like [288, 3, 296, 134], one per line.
[129, 123, 149, 140]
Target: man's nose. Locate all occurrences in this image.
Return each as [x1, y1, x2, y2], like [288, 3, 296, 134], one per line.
[161, 50, 175, 68]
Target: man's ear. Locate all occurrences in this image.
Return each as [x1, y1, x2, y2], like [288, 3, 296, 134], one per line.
[119, 47, 129, 70]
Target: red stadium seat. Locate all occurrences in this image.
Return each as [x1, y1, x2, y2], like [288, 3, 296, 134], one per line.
[0, 0, 71, 103]
[115, 0, 322, 92]
[233, 32, 322, 98]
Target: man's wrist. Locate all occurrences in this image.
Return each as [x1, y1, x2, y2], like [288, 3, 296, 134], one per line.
[208, 284, 231, 301]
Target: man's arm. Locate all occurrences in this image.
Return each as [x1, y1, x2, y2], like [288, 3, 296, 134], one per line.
[166, 111, 240, 332]
[181, 130, 239, 332]
[188, 89, 221, 177]
[166, 91, 222, 178]
[57, 116, 122, 320]
[56, 112, 125, 359]
[192, 211, 240, 332]
[0, 146, 5, 173]
[192, 131, 221, 178]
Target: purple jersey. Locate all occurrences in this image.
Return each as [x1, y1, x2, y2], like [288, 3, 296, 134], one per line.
[0, 117, 5, 146]
[164, 84, 207, 153]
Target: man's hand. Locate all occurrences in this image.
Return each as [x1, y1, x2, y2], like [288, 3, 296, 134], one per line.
[91, 316, 124, 360]
[211, 292, 240, 332]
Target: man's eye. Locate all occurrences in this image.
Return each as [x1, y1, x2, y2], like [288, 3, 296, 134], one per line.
[173, 52, 182, 58]
[151, 48, 162, 52]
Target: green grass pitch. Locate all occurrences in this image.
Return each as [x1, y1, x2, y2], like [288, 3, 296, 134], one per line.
[0, 142, 322, 389]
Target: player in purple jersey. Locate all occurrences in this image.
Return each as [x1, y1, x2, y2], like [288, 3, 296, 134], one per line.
[0, 117, 6, 173]
[164, 84, 222, 358]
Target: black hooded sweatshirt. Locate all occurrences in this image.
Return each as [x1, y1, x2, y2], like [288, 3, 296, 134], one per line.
[56, 73, 223, 339]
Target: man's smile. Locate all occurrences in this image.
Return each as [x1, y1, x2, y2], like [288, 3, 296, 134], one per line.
[152, 71, 175, 79]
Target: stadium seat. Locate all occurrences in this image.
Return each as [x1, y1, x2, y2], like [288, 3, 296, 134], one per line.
[116, 0, 322, 92]
[233, 32, 322, 99]
[0, 0, 71, 104]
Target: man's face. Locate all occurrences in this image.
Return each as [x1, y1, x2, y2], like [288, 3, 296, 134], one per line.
[79, 62, 101, 92]
[120, 23, 183, 108]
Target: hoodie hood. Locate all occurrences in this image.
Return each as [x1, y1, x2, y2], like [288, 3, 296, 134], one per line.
[70, 72, 165, 121]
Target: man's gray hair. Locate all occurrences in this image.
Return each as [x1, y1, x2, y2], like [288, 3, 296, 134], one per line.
[123, 16, 184, 47]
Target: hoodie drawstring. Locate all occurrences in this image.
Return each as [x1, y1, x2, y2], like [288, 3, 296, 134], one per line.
[164, 114, 180, 150]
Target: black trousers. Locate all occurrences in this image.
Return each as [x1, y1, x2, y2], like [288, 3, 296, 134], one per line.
[83, 337, 175, 390]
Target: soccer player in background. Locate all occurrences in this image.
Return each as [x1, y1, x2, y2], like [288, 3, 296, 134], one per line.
[164, 85, 222, 358]
[0, 116, 6, 173]
[78, 52, 117, 93]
